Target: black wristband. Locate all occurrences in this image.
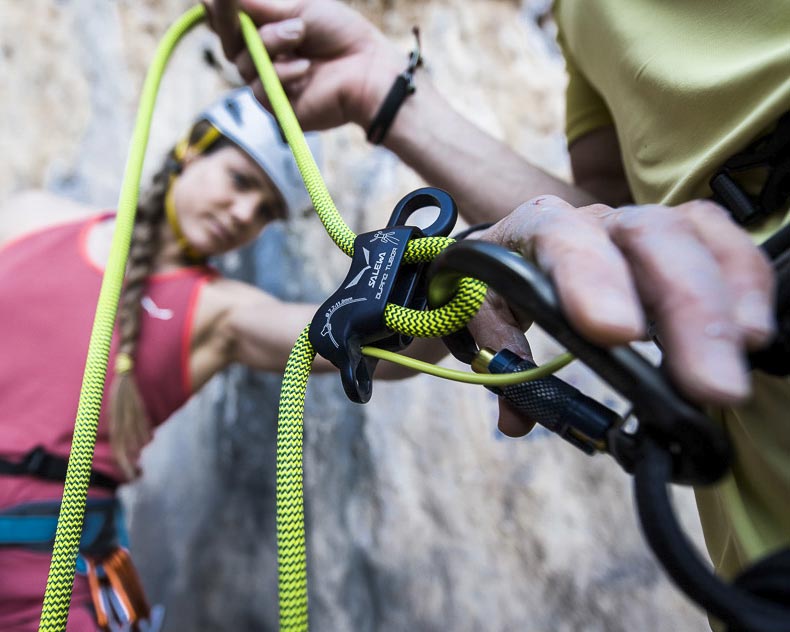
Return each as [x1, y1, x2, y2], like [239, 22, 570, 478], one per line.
[366, 27, 423, 145]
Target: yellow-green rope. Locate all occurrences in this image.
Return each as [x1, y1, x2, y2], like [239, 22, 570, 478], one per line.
[239, 15, 497, 629]
[38, 6, 207, 631]
[239, 13, 488, 326]
[362, 347, 574, 385]
[41, 7, 566, 632]
[276, 327, 315, 630]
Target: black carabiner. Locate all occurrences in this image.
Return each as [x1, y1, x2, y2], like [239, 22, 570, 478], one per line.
[427, 239, 731, 486]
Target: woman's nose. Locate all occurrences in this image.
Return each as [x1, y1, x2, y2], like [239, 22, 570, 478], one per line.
[231, 194, 259, 225]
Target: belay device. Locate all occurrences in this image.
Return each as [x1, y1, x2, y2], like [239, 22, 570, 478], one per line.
[309, 188, 457, 402]
[312, 192, 790, 630]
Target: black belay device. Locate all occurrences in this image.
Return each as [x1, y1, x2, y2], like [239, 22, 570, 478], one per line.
[309, 187, 457, 402]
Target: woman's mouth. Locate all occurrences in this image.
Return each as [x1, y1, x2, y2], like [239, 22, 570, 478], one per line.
[208, 218, 233, 244]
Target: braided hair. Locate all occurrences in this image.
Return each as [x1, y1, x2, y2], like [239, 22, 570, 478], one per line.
[109, 121, 231, 478]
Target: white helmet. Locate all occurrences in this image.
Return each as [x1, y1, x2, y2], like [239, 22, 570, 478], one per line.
[198, 87, 319, 216]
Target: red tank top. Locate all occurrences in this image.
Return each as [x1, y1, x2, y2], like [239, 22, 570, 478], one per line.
[0, 213, 214, 506]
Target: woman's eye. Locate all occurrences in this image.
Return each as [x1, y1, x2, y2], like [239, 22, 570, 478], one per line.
[257, 204, 271, 220]
[230, 170, 252, 190]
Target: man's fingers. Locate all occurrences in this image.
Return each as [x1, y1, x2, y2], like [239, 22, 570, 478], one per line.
[468, 290, 532, 358]
[235, 51, 256, 83]
[203, 0, 244, 59]
[467, 290, 541, 436]
[234, 18, 306, 82]
[247, 79, 272, 111]
[682, 200, 776, 348]
[497, 399, 535, 437]
[489, 195, 646, 346]
[238, 0, 302, 24]
[484, 195, 765, 406]
[273, 57, 311, 83]
[605, 205, 751, 403]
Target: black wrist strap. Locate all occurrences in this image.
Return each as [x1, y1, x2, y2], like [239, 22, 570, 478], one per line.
[367, 27, 423, 145]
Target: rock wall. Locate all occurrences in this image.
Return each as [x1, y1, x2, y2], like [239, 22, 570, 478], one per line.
[2, 1, 708, 630]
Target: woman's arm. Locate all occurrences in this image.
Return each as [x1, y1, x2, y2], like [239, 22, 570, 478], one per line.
[192, 277, 449, 388]
[193, 278, 333, 385]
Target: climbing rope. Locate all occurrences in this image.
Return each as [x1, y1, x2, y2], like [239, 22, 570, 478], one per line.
[40, 7, 567, 631]
[38, 6, 207, 631]
[239, 15, 487, 629]
[237, 13, 574, 630]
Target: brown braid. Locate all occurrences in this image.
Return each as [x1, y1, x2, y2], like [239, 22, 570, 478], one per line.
[109, 121, 229, 479]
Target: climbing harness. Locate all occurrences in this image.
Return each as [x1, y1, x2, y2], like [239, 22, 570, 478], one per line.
[1, 499, 164, 630]
[0, 447, 119, 491]
[38, 5, 790, 632]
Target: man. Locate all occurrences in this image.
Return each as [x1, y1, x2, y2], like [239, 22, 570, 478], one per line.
[206, 0, 789, 619]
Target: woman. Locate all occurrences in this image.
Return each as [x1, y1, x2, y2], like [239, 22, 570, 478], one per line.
[0, 87, 334, 631]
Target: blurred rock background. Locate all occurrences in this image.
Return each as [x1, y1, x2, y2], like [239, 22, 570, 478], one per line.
[1, 1, 709, 630]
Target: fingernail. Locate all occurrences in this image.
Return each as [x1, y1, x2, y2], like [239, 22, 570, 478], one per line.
[594, 290, 643, 334]
[277, 18, 304, 40]
[735, 290, 776, 339]
[697, 338, 750, 401]
[289, 58, 311, 73]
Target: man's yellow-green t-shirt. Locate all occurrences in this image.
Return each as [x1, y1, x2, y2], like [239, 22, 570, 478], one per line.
[554, 0, 790, 585]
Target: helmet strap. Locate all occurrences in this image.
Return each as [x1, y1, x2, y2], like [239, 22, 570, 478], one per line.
[164, 125, 224, 263]
[174, 125, 222, 162]
[164, 175, 206, 263]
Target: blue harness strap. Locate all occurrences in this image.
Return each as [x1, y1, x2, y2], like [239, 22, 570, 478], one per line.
[0, 504, 110, 546]
[0, 498, 128, 573]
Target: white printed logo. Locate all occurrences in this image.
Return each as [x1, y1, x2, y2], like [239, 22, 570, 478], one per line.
[320, 297, 367, 348]
[141, 296, 174, 321]
[371, 231, 399, 245]
[344, 247, 372, 289]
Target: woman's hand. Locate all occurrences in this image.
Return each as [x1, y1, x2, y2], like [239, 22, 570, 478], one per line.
[205, 0, 404, 131]
[471, 195, 776, 436]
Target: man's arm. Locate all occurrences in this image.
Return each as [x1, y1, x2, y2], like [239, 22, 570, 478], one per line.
[568, 126, 633, 208]
[207, 0, 597, 223]
[382, 78, 596, 222]
[206, 0, 777, 423]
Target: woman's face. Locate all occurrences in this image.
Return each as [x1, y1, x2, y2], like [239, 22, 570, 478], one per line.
[172, 145, 284, 256]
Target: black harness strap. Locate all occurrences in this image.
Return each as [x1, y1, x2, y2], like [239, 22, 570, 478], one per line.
[747, 222, 790, 377]
[0, 446, 119, 491]
[710, 111, 790, 227]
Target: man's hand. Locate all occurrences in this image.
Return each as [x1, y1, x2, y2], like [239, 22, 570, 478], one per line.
[206, 0, 403, 131]
[203, 0, 244, 59]
[473, 196, 776, 436]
